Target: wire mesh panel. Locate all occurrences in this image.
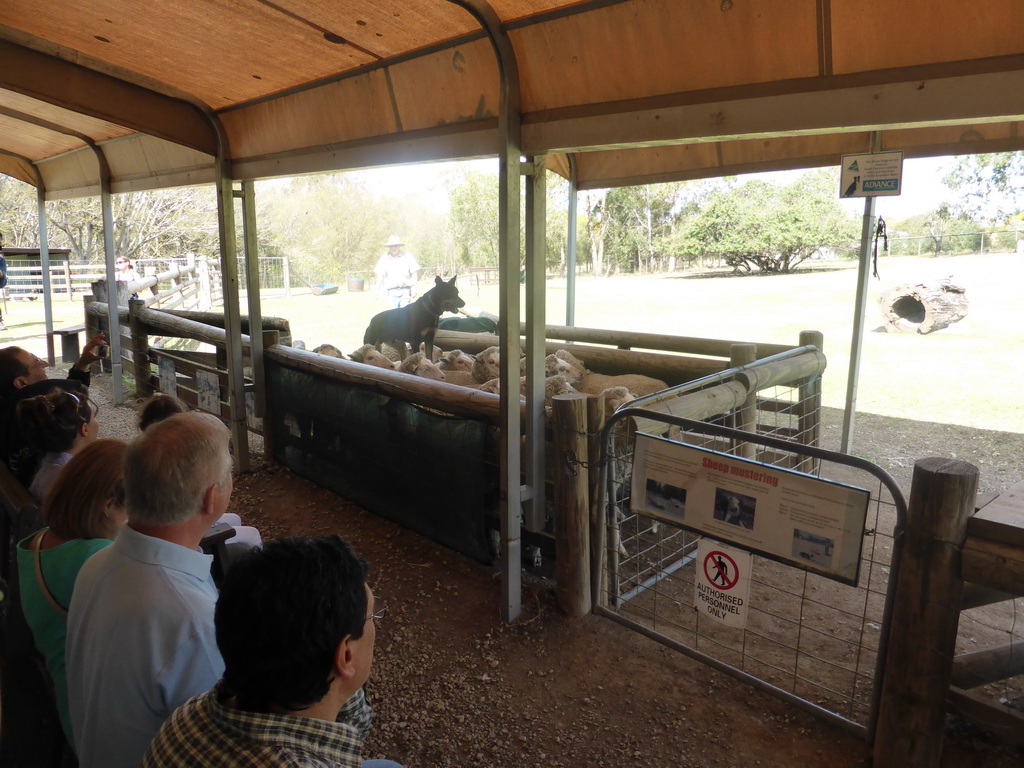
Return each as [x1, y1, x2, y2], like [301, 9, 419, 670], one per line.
[599, 366, 906, 738]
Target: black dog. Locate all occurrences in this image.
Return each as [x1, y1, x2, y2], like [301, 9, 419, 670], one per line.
[363, 275, 466, 361]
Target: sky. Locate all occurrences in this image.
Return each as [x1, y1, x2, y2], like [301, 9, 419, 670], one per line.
[352, 154, 956, 222]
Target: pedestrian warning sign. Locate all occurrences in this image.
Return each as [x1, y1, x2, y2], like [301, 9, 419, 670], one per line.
[695, 539, 751, 628]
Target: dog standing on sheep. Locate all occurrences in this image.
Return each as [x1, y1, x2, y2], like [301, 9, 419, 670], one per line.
[363, 275, 465, 362]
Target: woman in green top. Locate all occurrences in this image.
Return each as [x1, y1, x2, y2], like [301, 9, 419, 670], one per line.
[17, 438, 128, 751]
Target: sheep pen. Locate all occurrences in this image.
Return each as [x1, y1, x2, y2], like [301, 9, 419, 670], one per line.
[262, 326, 826, 578]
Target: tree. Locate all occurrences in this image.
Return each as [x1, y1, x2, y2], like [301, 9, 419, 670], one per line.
[602, 184, 679, 274]
[582, 189, 610, 276]
[0, 176, 38, 247]
[684, 170, 857, 274]
[259, 174, 389, 285]
[446, 169, 501, 269]
[943, 152, 1024, 224]
[0, 181, 221, 264]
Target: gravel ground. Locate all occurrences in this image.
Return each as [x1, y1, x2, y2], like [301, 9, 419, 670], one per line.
[77, 368, 1024, 767]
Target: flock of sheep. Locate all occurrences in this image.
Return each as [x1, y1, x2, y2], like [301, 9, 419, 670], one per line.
[296, 339, 669, 415]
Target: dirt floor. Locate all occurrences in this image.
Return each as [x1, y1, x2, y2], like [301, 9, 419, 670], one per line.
[92, 376, 1024, 768]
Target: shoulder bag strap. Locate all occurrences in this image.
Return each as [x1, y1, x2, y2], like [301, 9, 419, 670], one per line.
[31, 529, 69, 617]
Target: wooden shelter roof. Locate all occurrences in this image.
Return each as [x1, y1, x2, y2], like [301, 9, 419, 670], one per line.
[1, 0, 1023, 196]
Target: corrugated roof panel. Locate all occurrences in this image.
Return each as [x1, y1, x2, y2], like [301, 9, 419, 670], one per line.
[0, 0, 377, 106]
[0, 154, 36, 187]
[284, 0, 478, 57]
[514, 0, 821, 111]
[0, 90, 132, 145]
[830, 0, 1024, 74]
[221, 68, 398, 160]
[387, 40, 500, 131]
[0, 114, 82, 158]
[36, 146, 99, 197]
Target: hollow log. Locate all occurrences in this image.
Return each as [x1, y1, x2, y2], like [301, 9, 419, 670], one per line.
[877, 278, 968, 334]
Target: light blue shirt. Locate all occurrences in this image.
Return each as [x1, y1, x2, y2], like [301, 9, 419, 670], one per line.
[66, 524, 224, 768]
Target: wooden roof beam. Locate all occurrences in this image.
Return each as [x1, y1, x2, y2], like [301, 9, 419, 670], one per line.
[0, 40, 216, 156]
[523, 69, 1024, 155]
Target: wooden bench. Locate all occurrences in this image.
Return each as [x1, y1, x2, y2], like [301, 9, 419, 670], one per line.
[50, 323, 86, 363]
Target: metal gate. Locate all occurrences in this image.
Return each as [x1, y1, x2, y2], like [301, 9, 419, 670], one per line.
[596, 372, 907, 740]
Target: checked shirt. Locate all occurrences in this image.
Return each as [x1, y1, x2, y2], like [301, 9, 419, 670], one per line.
[143, 682, 373, 768]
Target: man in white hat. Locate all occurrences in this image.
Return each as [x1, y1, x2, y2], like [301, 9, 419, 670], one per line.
[373, 235, 420, 308]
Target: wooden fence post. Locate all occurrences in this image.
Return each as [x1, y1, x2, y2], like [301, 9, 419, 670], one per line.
[196, 255, 212, 310]
[260, 329, 279, 461]
[873, 457, 978, 768]
[586, 393, 607, 608]
[128, 299, 153, 398]
[553, 393, 591, 617]
[83, 292, 101, 375]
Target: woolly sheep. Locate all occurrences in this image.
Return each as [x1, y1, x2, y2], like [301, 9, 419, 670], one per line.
[348, 344, 396, 370]
[472, 346, 502, 383]
[553, 348, 666, 397]
[437, 349, 475, 373]
[473, 345, 527, 383]
[312, 343, 344, 358]
[397, 352, 446, 381]
[439, 370, 484, 388]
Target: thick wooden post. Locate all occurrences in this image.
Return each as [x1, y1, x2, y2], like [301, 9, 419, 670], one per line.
[586, 393, 607, 608]
[260, 329, 279, 461]
[83, 293, 101, 375]
[553, 393, 591, 616]
[873, 457, 978, 768]
[128, 299, 153, 398]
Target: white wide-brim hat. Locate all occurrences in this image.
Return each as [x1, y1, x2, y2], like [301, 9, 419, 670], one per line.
[385, 235, 405, 247]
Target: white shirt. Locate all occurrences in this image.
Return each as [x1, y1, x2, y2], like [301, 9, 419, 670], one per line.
[374, 250, 420, 291]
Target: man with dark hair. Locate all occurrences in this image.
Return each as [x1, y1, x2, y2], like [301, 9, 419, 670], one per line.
[67, 411, 234, 768]
[144, 535, 401, 768]
[0, 338, 107, 481]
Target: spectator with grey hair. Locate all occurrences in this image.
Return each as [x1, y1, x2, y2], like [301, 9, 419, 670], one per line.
[66, 411, 234, 768]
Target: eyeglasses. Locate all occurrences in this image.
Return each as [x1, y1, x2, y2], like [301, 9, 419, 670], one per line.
[367, 595, 388, 623]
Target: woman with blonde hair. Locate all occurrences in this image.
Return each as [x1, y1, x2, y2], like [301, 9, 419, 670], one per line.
[17, 438, 128, 751]
[16, 388, 101, 503]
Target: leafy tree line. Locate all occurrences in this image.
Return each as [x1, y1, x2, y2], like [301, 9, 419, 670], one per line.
[1, 151, 1020, 282]
[0, 176, 221, 264]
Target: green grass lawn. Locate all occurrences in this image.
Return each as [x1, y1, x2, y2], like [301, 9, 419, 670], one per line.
[261, 252, 1023, 434]
[5, 252, 1021, 434]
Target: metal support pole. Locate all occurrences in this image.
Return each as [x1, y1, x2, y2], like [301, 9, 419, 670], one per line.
[497, 106, 523, 622]
[450, 0, 524, 621]
[239, 181, 266, 419]
[523, 156, 546, 532]
[215, 177, 249, 473]
[36, 187, 55, 366]
[565, 154, 578, 327]
[840, 131, 881, 454]
[97, 156, 124, 404]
